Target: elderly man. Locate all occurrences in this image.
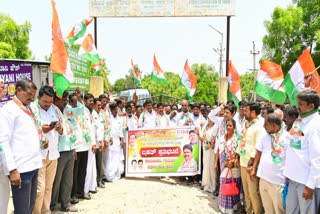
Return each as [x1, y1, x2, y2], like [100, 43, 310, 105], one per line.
[0, 80, 9, 214]
[31, 86, 63, 214]
[284, 89, 320, 213]
[0, 79, 42, 214]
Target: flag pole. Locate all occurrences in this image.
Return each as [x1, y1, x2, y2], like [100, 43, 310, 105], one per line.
[305, 64, 320, 76]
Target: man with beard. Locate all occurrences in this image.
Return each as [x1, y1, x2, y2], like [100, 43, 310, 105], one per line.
[237, 102, 264, 214]
[284, 89, 320, 213]
[50, 91, 80, 212]
[0, 79, 42, 213]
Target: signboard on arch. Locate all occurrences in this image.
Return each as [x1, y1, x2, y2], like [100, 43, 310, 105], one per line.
[89, 0, 235, 17]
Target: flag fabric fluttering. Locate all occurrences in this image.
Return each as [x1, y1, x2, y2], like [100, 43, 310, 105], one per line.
[79, 34, 100, 64]
[227, 61, 242, 107]
[151, 54, 168, 84]
[66, 18, 93, 44]
[254, 60, 287, 104]
[131, 58, 141, 87]
[50, 0, 73, 98]
[180, 60, 198, 101]
[283, 49, 320, 105]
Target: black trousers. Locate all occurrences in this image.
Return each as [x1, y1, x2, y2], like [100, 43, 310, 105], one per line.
[95, 149, 102, 184]
[71, 151, 88, 197]
[51, 150, 75, 209]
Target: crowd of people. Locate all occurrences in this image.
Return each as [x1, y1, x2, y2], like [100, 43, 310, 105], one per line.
[0, 78, 319, 214]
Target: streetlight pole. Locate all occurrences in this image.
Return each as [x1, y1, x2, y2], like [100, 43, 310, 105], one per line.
[208, 25, 224, 78]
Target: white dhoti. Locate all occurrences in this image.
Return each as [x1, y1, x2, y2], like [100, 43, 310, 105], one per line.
[105, 139, 124, 182]
[84, 150, 97, 193]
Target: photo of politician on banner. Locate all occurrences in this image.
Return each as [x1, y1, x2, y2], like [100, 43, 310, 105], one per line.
[126, 127, 201, 177]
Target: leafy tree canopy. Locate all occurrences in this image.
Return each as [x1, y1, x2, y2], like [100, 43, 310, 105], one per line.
[263, 0, 320, 72]
[0, 13, 32, 59]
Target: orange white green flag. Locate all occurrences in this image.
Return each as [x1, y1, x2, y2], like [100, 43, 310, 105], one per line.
[50, 0, 73, 97]
[151, 54, 168, 84]
[66, 18, 93, 44]
[254, 60, 287, 104]
[131, 57, 141, 87]
[180, 60, 198, 101]
[283, 49, 320, 105]
[78, 34, 100, 64]
[227, 61, 242, 107]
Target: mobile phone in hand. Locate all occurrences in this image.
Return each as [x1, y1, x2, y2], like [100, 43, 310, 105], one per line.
[49, 121, 58, 127]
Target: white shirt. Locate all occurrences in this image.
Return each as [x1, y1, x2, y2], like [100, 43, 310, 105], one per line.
[75, 107, 95, 152]
[0, 99, 42, 174]
[176, 111, 192, 127]
[127, 115, 138, 130]
[284, 112, 320, 189]
[92, 110, 104, 144]
[256, 130, 290, 185]
[156, 113, 170, 128]
[109, 113, 124, 152]
[39, 105, 60, 160]
[138, 110, 156, 128]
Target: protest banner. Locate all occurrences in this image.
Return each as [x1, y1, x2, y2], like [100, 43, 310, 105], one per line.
[126, 127, 201, 177]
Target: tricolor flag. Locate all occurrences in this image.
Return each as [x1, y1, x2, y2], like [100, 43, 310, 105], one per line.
[50, 0, 74, 97]
[254, 60, 287, 104]
[283, 49, 320, 105]
[92, 59, 102, 76]
[180, 60, 198, 101]
[79, 34, 100, 64]
[66, 18, 93, 44]
[131, 58, 141, 87]
[151, 54, 168, 84]
[227, 61, 242, 107]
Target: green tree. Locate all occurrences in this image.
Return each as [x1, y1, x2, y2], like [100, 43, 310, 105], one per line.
[262, 5, 304, 72]
[0, 13, 32, 59]
[240, 71, 255, 100]
[293, 0, 320, 66]
[141, 72, 186, 104]
[192, 63, 219, 104]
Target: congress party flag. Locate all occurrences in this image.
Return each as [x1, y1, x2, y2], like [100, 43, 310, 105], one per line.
[66, 18, 93, 44]
[254, 60, 287, 104]
[79, 34, 100, 64]
[131, 57, 141, 87]
[151, 54, 168, 84]
[180, 60, 197, 100]
[227, 61, 242, 107]
[50, 0, 74, 97]
[283, 49, 320, 105]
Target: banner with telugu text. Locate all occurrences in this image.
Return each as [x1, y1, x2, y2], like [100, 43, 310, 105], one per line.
[126, 127, 201, 177]
[0, 62, 32, 106]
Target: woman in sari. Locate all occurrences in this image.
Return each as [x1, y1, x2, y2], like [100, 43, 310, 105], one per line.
[215, 118, 241, 214]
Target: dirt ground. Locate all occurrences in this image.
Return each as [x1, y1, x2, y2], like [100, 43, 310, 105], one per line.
[8, 177, 220, 214]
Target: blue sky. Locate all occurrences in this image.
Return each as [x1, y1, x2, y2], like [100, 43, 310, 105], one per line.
[1, 0, 291, 84]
